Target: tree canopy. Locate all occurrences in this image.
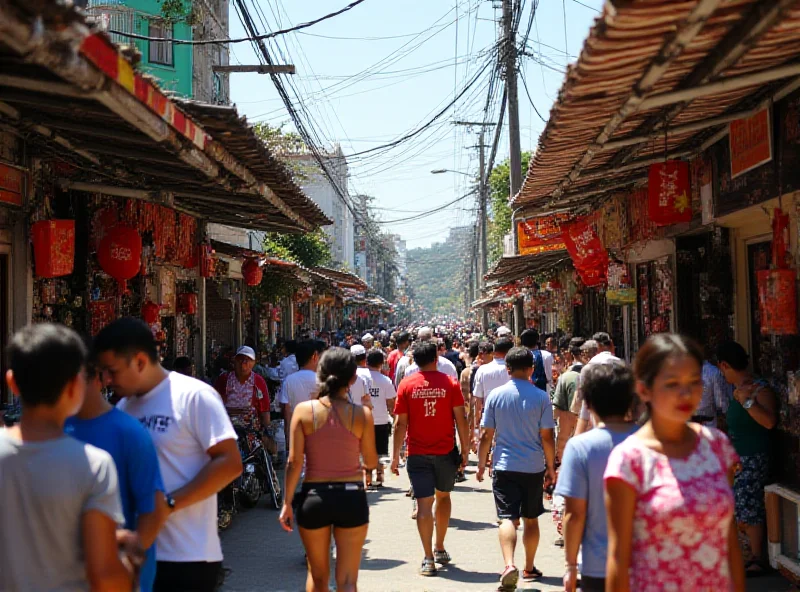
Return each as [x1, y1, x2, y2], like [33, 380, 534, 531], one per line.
[487, 151, 531, 266]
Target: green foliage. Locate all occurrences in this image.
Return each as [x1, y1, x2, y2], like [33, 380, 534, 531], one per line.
[406, 233, 469, 316]
[487, 151, 531, 266]
[158, 0, 193, 23]
[262, 230, 332, 269]
[252, 122, 314, 180]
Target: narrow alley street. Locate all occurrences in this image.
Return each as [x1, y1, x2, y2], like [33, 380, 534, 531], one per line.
[220, 461, 793, 592]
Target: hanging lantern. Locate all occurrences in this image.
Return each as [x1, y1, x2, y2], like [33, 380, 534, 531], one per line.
[772, 208, 790, 269]
[97, 225, 142, 292]
[241, 258, 263, 286]
[177, 293, 198, 315]
[647, 160, 692, 226]
[31, 220, 75, 278]
[141, 300, 161, 325]
[757, 268, 797, 335]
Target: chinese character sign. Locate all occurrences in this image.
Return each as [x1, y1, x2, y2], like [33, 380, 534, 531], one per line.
[648, 160, 691, 226]
[757, 269, 797, 335]
[516, 213, 570, 255]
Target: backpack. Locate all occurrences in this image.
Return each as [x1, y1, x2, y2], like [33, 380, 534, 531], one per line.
[531, 349, 548, 391]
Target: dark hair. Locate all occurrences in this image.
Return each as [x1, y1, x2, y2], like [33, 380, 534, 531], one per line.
[495, 337, 514, 355]
[367, 347, 385, 368]
[634, 334, 703, 388]
[444, 336, 453, 350]
[716, 341, 749, 371]
[505, 347, 534, 372]
[412, 341, 438, 367]
[8, 324, 87, 407]
[174, 356, 192, 371]
[314, 340, 327, 354]
[295, 340, 318, 368]
[581, 362, 635, 419]
[285, 340, 297, 355]
[520, 329, 540, 349]
[94, 317, 158, 362]
[479, 341, 494, 355]
[569, 337, 586, 357]
[316, 347, 357, 400]
[467, 341, 480, 359]
[593, 332, 612, 347]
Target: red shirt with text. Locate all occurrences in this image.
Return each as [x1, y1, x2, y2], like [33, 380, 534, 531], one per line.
[394, 371, 464, 456]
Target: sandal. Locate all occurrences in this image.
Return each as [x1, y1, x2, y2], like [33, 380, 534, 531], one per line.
[522, 566, 543, 581]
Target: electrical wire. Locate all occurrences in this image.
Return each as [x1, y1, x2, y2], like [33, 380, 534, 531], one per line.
[519, 67, 547, 123]
[110, 0, 369, 45]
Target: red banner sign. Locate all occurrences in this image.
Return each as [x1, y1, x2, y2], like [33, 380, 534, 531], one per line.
[729, 108, 772, 178]
[0, 163, 24, 207]
[562, 219, 607, 268]
[648, 160, 691, 226]
[757, 268, 797, 335]
[516, 213, 570, 255]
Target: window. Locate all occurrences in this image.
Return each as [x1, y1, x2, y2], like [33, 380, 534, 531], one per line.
[149, 20, 173, 66]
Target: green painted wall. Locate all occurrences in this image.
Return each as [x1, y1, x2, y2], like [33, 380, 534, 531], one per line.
[119, 0, 193, 97]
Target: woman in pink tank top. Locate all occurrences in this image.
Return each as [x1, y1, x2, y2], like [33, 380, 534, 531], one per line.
[279, 347, 378, 592]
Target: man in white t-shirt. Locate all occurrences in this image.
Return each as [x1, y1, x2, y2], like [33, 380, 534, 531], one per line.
[278, 340, 321, 447]
[366, 348, 397, 487]
[350, 344, 373, 407]
[95, 318, 242, 592]
[574, 333, 621, 435]
[472, 337, 514, 425]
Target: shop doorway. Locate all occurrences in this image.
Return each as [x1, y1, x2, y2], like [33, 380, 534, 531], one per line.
[747, 240, 772, 374]
[635, 256, 674, 346]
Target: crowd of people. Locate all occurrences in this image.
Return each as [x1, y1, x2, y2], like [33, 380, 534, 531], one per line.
[0, 316, 779, 592]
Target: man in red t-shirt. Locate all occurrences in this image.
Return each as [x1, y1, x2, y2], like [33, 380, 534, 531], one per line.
[387, 331, 411, 384]
[391, 341, 469, 578]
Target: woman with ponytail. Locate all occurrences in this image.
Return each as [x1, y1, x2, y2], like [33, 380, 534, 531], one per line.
[279, 347, 377, 592]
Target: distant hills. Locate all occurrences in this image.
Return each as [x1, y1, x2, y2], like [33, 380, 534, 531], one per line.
[406, 228, 472, 315]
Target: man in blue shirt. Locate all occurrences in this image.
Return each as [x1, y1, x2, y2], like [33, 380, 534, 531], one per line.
[477, 347, 555, 590]
[66, 350, 169, 592]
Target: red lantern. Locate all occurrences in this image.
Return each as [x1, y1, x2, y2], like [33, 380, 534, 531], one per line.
[757, 268, 797, 335]
[97, 225, 142, 291]
[177, 293, 198, 315]
[31, 220, 75, 278]
[648, 161, 692, 226]
[142, 300, 161, 324]
[241, 258, 263, 286]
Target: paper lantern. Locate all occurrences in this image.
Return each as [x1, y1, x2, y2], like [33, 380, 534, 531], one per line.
[142, 300, 161, 325]
[757, 269, 797, 335]
[98, 225, 142, 290]
[648, 161, 692, 226]
[242, 258, 263, 286]
[31, 220, 75, 278]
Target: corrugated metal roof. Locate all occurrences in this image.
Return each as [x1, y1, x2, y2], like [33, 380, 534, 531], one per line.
[513, 0, 800, 213]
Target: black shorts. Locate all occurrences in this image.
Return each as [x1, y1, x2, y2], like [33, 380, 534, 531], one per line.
[154, 561, 222, 592]
[374, 423, 391, 456]
[406, 454, 457, 499]
[294, 482, 369, 530]
[492, 470, 546, 520]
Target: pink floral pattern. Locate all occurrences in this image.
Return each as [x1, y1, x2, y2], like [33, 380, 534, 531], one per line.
[604, 427, 739, 592]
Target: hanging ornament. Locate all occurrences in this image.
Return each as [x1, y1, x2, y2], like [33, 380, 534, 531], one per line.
[31, 220, 75, 278]
[141, 300, 161, 325]
[647, 160, 692, 226]
[241, 258, 263, 286]
[758, 268, 797, 335]
[97, 225, 142, 293]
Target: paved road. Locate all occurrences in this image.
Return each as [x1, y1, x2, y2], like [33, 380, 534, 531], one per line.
[220, 461, 794, 592]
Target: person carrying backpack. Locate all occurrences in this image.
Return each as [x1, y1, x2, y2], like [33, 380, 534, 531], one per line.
[521, 330, 553, 393]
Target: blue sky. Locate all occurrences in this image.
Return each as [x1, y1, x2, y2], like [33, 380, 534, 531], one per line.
[228, 0, 603, 249]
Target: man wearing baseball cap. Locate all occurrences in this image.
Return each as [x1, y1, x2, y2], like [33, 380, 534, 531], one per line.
[214, 346, 273, 451]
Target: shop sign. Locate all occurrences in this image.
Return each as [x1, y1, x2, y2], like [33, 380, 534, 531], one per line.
[729, 109, 772, 178]
[562, 218, 607, 269]
[0, 163, 24, 207]
[647, 161, 691, 226]
[516, 213, 570, 255]
[757, 268, 797, 335]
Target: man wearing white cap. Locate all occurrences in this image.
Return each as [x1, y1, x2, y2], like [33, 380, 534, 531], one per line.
[349, 344, 373, 407]
[362, 333, 375, 348]
[214, 346, 273, 451]
[496, 325, 512, 338]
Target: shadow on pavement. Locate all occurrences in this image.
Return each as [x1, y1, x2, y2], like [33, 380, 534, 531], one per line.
[360, 557, 407, 571]
[449, 517, 495, 531]
[435, 563, 500, 584]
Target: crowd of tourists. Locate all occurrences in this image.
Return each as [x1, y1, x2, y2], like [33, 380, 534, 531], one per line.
[0, 315, 779, 592]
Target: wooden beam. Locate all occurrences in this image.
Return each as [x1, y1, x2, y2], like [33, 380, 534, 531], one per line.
[212, 64, 295, 74]
[0, 74, 97, 99]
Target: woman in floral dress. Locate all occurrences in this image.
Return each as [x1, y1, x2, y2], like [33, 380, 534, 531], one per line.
[604, 334, 745, 592]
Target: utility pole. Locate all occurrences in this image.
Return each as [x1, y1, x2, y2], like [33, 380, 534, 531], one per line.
[478, 130, 489, 331]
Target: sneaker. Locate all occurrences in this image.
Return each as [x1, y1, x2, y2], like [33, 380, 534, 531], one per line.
[433, 549, 451, 565]
[420, 557, 437, 577]
[455, 471, 467, 483]
[522, 566, 543, 581]
[499, 565, 519, 589]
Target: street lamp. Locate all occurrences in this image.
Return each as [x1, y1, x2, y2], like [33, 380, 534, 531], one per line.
[431, 169, 473, 177]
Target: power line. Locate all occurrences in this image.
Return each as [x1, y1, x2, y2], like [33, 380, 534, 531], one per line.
[110, 0, 369, 45]
[519, 67, 547, 122]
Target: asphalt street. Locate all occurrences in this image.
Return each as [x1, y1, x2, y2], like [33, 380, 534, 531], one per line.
[220, 460, 794, 592]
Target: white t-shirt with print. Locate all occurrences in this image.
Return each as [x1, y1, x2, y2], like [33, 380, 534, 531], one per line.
[368, 369, 397, 425]
[351, 368, 373, 407]
[278, 369, 319, 410]
[117, 371, 237, 562]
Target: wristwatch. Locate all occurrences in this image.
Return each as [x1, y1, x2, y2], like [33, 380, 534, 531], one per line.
[165, 493, 177, 511]
[743, 398, 755, 410]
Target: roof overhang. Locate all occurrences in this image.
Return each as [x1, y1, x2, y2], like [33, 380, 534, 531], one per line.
[513, 0, 800, 214]
[484, 250, 570, 287]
